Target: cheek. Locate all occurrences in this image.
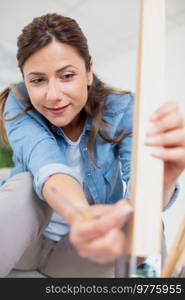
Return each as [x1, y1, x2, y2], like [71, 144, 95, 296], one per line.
[26, 88, 43, 109]
[76, 90, 88, 108]
[74, 80, 88, 105]
[29, 95, 40, 110]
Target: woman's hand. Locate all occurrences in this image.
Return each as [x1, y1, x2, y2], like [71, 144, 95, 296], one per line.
[145, 101, 185, 190]
[69, 200, 133, 263]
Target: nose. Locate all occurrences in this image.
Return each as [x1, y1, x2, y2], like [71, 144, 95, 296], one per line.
[46, 80, 62, 103]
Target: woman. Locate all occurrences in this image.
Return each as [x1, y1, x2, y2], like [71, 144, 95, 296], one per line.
[0, 13, 185, 278]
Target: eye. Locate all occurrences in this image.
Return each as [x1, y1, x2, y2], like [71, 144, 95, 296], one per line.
[30, 78, 44, 84]
[61, 73, 75, 80]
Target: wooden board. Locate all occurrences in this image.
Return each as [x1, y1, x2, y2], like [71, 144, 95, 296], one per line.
[127, 0, 165, 257]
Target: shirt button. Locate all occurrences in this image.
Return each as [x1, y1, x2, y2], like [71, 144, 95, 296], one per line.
[86, 173, 91, 176]
[83, 147, 88, 151]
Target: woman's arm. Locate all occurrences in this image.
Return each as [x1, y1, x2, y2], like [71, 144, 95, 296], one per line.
[43, 172, 133, 263]
[42, 173, 89, 223]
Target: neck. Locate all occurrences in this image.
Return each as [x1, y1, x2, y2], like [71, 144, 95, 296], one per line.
[62, 111, 86, 141]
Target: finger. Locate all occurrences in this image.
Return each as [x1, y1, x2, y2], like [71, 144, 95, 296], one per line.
[70, 203, 114, 223]
[70, 202, 133, 244]
[71, 202, 132, 243]
[84, 202, 132, 237]
[145, 129, 185, 147]
[147, 111, 184, 136]
[149, 101, 179, 121]
[78, 228, 126, 263]
[85, 199, 132, 218]
[150, 146, 185, 162]
[84, 203, 114, 219]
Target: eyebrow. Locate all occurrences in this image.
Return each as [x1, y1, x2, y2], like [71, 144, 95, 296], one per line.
[26, 64, 78, 77]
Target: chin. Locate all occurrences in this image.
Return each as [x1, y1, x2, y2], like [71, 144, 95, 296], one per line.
[50, 119, 69, 128]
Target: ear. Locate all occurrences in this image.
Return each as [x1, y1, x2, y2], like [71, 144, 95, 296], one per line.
[87, 60, 93, 86]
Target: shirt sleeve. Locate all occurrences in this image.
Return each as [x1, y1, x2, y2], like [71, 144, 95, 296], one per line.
[3, 89, 81, 199]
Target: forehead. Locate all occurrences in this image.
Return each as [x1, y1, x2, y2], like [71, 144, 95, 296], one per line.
[23, 40, 85, 73]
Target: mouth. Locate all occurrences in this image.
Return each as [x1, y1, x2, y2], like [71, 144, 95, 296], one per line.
[45, 104, 70, 115]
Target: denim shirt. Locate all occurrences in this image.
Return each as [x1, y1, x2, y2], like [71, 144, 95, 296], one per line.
[3, 82, 178, 209]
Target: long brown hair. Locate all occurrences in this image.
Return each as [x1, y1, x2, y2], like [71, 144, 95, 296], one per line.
[0, 13, 130, 165]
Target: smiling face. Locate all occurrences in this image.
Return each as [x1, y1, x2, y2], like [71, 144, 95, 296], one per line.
[23, 40, 93, 136]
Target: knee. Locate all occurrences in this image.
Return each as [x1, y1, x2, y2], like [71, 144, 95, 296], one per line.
[10, 171, 33, 186]
[0, 172, 37, 208]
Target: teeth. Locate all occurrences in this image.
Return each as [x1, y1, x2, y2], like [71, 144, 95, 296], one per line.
[51, 105, 67, 109]
[46, 105, 69, 111]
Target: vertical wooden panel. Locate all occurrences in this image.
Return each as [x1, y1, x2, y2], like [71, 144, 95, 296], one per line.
[127, 0, 165, 257]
